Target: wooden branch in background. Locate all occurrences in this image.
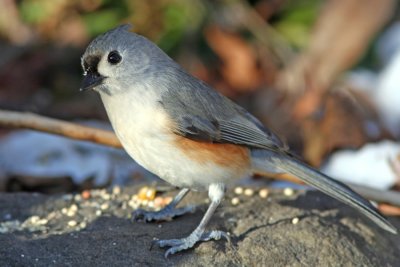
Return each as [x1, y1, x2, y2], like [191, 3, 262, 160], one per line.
[0, 109, 122, 148]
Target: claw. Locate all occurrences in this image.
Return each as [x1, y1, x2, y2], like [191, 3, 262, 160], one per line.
[201, 230, 230, 242]
[158, 238, 184, 248]
[142, 185, 229, 257]
[165, 246, 182, 258]
[153, 230, 229, 258]
[165, 249, 174, 258]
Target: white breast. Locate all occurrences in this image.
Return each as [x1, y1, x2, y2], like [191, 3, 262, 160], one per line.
[99, 87, 248, 190]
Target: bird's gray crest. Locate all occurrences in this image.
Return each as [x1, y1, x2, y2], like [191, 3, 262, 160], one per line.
[83, 24, 137, 56]
[100, 24, 134, 39]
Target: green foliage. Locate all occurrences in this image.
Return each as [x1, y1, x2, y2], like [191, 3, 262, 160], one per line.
[273, 0, 321, 48]
[19, 0, 55, 24]
[83, 8, 127, 36]
[16, 0, 322, 53]
[157, 1, 205, 52]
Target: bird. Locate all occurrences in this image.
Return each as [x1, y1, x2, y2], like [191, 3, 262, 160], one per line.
[80, 24, 397, 257]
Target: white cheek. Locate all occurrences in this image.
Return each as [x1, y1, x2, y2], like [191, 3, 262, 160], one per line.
[97, 59, 111, 77]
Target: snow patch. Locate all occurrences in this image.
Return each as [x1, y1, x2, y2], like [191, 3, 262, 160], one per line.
[322, 140, 399, 190]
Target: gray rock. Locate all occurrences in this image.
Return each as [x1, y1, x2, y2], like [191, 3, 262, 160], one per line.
[0, 186, 398, 266]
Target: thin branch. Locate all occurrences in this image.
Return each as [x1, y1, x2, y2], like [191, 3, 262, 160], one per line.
[0, 109, 122, 148]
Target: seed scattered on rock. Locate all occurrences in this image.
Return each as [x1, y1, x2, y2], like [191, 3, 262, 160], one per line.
[283, 188, 294, 197]
[244, 188, 254, 196]
[30, 216, 40, 224]
[0, 220, 22, 233]
[112, 186, 121, 195]
[154, 196, 164, 208]
[292, 217, 299, 225]
[38, 219, 48, 225]
[231, 197, 240, 206]
[234, 187, 243, 195]
[70, 204, 78, 212]
[102, 193, 111, 201]
[66, 209, 76, 217]
[138, 186, 156, 201]
[68, 220, 77, 227]
[259, 188, 269, 198]
[82, 190, 91, 199]
[2, 186, 219, 238]
[138, 187, 148, 200]
[128, 199, 139, 209]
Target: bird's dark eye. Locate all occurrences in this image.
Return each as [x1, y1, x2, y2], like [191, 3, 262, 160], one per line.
[107, 50, 122, 65]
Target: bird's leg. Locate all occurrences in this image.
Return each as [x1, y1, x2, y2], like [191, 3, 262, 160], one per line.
[132, 188, 194, 222]
[154, 183, 230, 258]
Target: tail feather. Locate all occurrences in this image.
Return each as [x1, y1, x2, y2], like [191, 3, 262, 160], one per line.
[271, 153, 397, 234]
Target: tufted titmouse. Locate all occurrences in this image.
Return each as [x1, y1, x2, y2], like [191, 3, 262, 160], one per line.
[80, 25, 397, 257]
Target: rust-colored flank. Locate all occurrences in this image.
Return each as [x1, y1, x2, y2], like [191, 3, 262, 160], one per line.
[175, 136, 251, 170]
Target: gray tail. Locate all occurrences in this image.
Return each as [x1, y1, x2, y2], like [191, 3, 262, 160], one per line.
[271, 153, 397, 234]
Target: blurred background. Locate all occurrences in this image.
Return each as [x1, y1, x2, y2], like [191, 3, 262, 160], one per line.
[0, 0, 400, 196]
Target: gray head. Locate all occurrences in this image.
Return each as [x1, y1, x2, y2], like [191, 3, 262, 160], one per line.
[81, 24, 176, 94]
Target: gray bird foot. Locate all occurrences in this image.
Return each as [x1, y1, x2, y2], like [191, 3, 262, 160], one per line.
[153, 230, 230, 258]
[132, 205, 195, 222]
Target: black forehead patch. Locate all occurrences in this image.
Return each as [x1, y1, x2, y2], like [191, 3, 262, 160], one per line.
[83, 55, 101, 74]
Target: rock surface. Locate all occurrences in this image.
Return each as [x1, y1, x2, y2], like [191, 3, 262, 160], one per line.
[0, 185, 399, 266]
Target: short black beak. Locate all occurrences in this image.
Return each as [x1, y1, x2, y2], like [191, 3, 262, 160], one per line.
[80, 72, 105, 91]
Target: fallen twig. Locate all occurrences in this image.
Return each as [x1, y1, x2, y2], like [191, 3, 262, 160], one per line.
[0, 109, 122, 148]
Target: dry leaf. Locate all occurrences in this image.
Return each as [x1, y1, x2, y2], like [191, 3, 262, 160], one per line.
[204, 25, 262, 91]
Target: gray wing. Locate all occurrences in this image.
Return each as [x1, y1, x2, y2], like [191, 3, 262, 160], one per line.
[160, 71, 285, 151]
